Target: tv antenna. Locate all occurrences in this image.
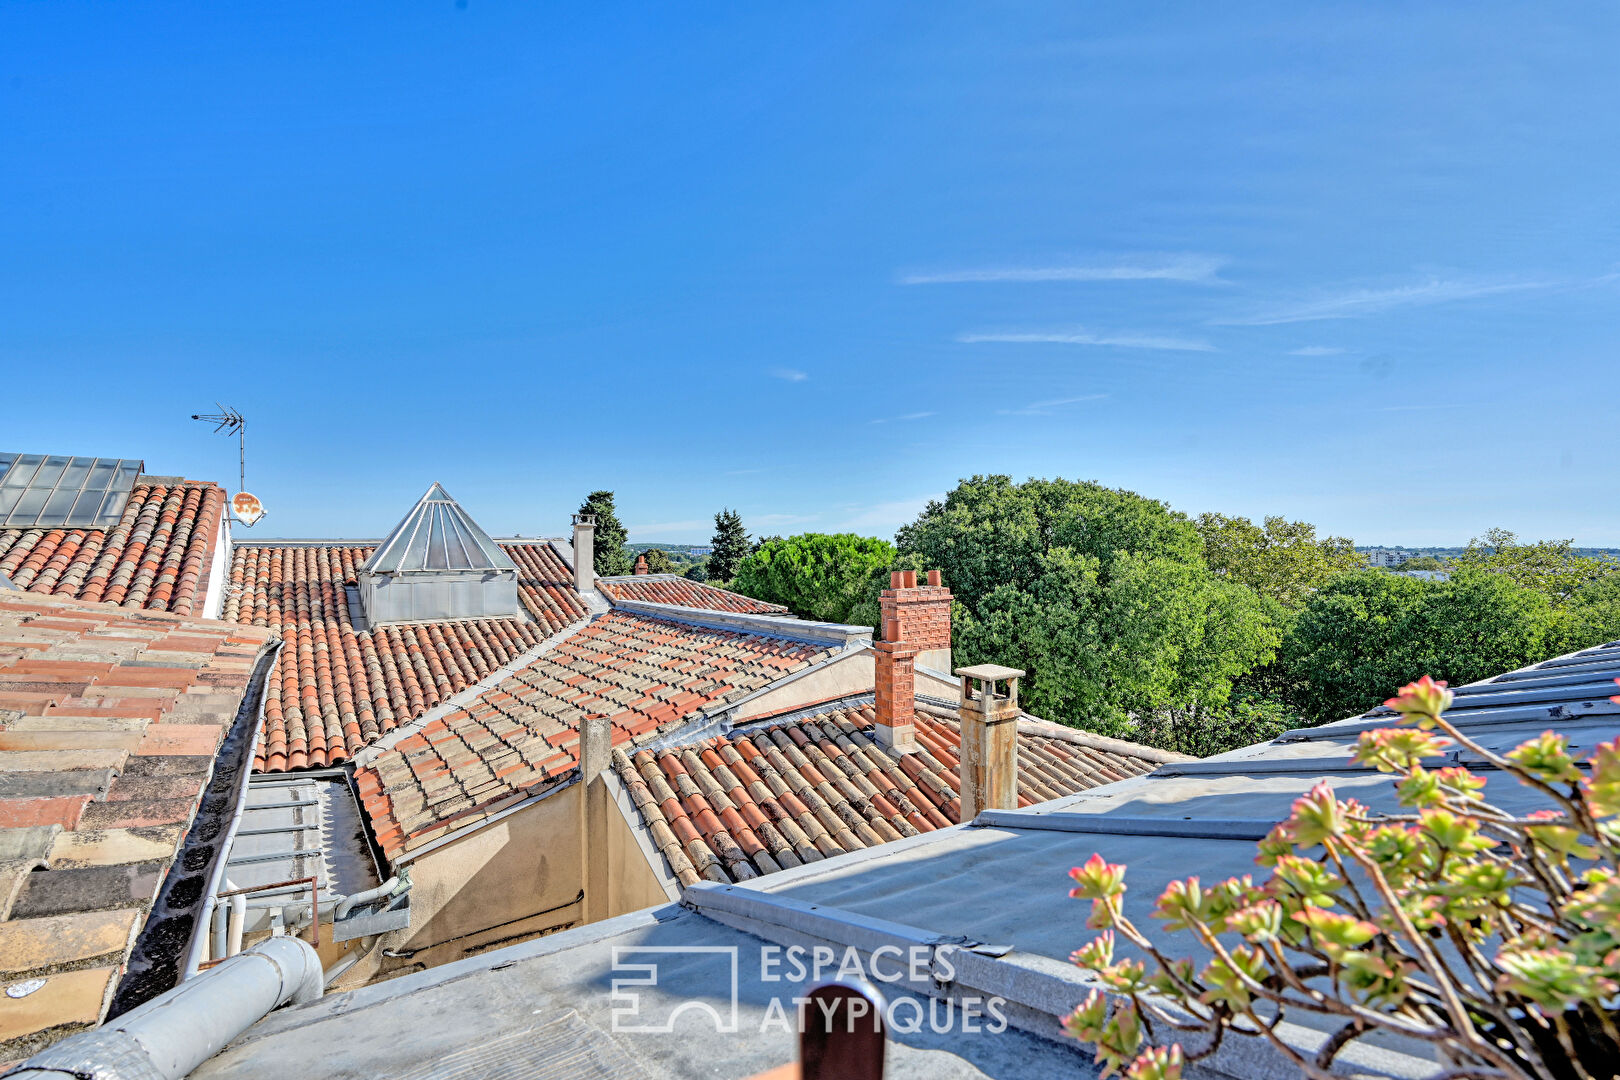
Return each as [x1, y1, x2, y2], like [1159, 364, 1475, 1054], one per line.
[191, 404, 246, 492]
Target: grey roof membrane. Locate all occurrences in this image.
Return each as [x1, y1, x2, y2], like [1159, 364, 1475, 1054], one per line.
[360, 483, 519, 575]
[0, 451, 144, 529]
[197, 641, 1620, 1080]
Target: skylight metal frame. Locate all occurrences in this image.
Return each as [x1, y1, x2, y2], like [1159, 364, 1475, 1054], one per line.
[360, 483, 518, 575]
[0, 452, 145, 530]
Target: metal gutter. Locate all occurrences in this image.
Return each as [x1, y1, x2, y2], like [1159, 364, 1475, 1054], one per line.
[183, 640, 282, 979]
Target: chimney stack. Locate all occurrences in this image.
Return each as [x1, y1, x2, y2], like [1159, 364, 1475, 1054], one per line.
[873, 569, 952, 753]
[633, 554, 648, 575]
[571, 513, 596, 594]
[956, 664, 1024, 819]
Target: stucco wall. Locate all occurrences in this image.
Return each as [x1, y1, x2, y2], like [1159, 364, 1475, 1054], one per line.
[730, 650, 874, 723]
[338, 774, 672, 987]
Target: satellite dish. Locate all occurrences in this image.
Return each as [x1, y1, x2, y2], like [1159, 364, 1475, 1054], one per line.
[232, 491, 265, 527]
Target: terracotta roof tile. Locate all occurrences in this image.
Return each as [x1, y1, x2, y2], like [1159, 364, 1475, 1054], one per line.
[596, 574, 790, 615]
[354, 610, 835, 861]
[502, 543, 589, 632]
[224, 545, 573, 771]
[613, 699, 1167, 888]
[0, 480, 225, 617]
[0, 591, 273, 1058]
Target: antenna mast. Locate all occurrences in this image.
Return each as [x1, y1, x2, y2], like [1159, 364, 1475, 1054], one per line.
[190, 404, 246, 492]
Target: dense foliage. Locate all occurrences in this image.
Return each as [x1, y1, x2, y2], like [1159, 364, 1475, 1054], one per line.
[1458, 528, 1617, 606]
[731, 533, 897, 625]
[1196, 513, 1363, 609]
[1065, 676, 1620, 1080]
[897, 476, 1278, 739]
[639, 547, 676, 574]
[577, 490, 631, 576]
[708, 475, 1619, 757]
[707, 508, 751, 583]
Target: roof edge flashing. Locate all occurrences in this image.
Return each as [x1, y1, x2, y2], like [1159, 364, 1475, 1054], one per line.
[610, 599, 873, 646]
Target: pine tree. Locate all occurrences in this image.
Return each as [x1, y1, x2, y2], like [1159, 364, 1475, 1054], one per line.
[578, 491, 632, 576]
[708, 509, 750, 583]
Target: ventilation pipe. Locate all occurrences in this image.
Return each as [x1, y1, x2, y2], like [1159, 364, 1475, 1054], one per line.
[6, 937, 322, 1080]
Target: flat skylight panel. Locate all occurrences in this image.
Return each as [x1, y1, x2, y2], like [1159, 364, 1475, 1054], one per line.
[0, 452, 145, 529]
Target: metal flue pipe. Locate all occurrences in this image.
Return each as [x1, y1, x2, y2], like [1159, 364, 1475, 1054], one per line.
[7, 937, 322, 1080]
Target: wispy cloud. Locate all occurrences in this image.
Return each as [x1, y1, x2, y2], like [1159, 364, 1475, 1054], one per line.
[1221, 277, 1557, 326]
[869, 411, 937, 425]
[830, 495, 943, 534]
[958, 328, 1214, 352]
[1290, 346, 1346, 357]
[997, 393, 1108, 417]
[900, 253, 1226, 286]
[770, 367, 809, 382]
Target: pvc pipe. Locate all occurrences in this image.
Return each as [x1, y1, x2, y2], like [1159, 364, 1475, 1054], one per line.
[335, 875, 401, 920]
[210, 900, 227, 963]
[7, 936, 322, 1080]
[227, 889, 246, 957]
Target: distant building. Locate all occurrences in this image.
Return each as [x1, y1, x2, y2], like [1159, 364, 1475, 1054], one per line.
[1364, 547, 1422, 567]
[687, 545, 712, 556]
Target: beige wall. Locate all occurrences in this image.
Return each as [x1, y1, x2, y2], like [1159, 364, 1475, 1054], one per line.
[731, 651, 874, 723]
[338, 773, 671, 987]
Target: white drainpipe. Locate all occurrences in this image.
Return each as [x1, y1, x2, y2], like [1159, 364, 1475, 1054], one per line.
[7, 937, 321, 1080]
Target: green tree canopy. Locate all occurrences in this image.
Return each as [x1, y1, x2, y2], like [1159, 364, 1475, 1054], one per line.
[577, 491, 631, 577]
[1396, 555, 1445, 571]
[683, 562, 708, 582]
[640, 548, 676, 574]
[1280, 569, 1560, 726]
[731, 533, 897, 624]
[1194, 513, 1363, 609]
[708, 509, 750, 583]
[898, 476, 1278, 740]
[1453, 527, 1616, 605]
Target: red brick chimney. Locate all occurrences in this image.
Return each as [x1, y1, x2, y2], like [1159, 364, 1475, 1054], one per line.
[633, 554, 648, 575]
[873, 569, 952, 753]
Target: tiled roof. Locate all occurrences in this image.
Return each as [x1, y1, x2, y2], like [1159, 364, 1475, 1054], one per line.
[613, 699, 1170, 888]
[597, 574, 790, 615]
[502, 542, 589, 630]
[354, 611, 838, 861]
[0, 591, 273, 1058]
[0, 480, 225, 617]
[224, 545, 570, 772]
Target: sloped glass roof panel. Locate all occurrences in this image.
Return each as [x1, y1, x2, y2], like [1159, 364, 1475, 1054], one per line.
[0, 452, 145, 529]
[360, 483, 519, 574]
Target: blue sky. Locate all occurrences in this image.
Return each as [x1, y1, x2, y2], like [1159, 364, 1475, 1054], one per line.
[4, 4, 1618, 546]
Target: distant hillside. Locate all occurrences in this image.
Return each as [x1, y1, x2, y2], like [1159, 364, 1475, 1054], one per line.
[1356, 546, 1620, 559]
